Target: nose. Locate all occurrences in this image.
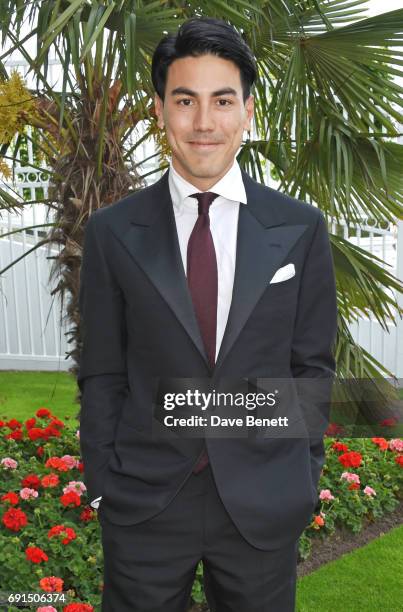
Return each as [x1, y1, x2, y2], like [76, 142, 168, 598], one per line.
[193, 101, 215, 132]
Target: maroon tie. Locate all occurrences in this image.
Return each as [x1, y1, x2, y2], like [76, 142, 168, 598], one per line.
[187, 191, 219, 473]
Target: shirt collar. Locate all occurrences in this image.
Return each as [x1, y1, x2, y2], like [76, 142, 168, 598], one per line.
[168, 159, 247, 213]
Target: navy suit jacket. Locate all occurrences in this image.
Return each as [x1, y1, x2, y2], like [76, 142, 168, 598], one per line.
[78, 169, 337, 550]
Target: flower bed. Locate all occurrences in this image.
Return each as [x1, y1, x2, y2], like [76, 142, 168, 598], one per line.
[0, 410, 100, 611]
[298, 437, 403, 560]
[1, 410, 402, 611]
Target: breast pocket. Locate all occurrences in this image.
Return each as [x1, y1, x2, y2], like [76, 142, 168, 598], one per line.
[266, 273, 299, 302]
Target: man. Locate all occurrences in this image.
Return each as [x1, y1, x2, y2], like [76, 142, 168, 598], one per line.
[78, 16, 337, 612]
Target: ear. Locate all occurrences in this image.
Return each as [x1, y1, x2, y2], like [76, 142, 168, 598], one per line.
[243, 95, 254, 131]
[154, 94, 165, 129]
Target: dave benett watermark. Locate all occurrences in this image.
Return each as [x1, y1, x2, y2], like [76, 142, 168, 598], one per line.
[159, 386, 289, 431]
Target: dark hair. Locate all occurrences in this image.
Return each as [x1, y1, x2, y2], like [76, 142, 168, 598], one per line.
[151, 17, 257, 103]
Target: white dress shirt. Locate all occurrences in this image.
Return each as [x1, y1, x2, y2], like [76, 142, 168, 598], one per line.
[89, 159, 247, 510]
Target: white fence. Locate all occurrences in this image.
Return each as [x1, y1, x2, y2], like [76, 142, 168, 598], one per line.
[335, 220, 403, 377]
[0, 231, 70, 371]
[0, 146, 72, 370]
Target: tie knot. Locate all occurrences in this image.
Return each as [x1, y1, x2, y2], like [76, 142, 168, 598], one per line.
[190, 192, 219, 215]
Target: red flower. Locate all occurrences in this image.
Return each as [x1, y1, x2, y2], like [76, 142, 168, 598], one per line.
[25, 417, 36, 430]
[338, 451, 362, 468]
[331, 441, 349, 453]
[60, 491, 81, 507]
[36, 408, 52, 418]
[42, 473, 60, 488]
[21, 474, 41, 490]
[63, 603, 94, 612]
[325, 423, 345, 436]
[27, 427, 45, 441]
[395, 455, 403, 467]
[39, 576, 64, 592]
[6, 419, 22, 430]
[2, 507, 28, 531]
[45, 457, 69, 472]
[25, 546, 48, 563]
[80, 507, 95, 522]
[5, 429, 23, 440]
[77, 461, 84, 473]
[37, 446, 44, 457]
[1, 492, 19, 505]
[314, 515, 325, 527]
[348, 483, 360, 490]
[0, 420, 5, 427]
[43, 425, 62, 438]
[49, 417, 64, 429]
[61, 527, 76, 545]
[380, 417, 398, 427]
[39, 429, 50, 441]
[371, 437, 388, 451]
[48, 525, 77, 545]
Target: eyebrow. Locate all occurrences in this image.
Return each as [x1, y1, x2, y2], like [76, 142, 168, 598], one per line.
[170, 87, 238, 97]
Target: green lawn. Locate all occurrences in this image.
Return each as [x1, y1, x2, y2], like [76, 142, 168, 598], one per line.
[0, 370, 79, 429]
[297, 525, 403, 611]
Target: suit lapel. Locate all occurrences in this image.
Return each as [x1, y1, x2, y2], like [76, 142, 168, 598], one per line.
[112, 169, 308, 374]
[113, 171, 210, 368]
[213, 171, 308, 373]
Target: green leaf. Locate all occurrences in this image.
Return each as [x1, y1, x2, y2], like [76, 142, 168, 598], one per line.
[81, 2, 116, 60]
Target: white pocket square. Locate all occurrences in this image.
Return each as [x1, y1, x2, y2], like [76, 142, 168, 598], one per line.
[269, 263, 295, 284]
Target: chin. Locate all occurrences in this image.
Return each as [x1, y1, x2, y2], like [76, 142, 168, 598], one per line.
[187, 161, 227, 178]
[188, 168, 218, 178]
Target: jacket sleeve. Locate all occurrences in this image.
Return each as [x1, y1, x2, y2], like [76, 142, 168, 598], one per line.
[77, 210, 128, 504]
[290, 210, 338, 495]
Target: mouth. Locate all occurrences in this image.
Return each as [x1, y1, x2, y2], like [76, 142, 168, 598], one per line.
[188, 142, 222, 150]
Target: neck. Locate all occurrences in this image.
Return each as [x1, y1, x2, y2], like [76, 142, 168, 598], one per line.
[171, 159, 235, 191]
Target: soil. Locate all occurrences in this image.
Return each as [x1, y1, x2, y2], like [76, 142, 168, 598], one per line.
[297, 499, 403, 578]
[188, 500, 403, 611]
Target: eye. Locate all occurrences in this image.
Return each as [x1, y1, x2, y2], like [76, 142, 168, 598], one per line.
[177, 98, 193, 106]
[217, 99, 233, 106]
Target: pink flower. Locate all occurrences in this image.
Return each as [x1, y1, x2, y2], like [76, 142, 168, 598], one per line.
[61, 455, 79, 469]
[1, 457, 18, 470]
[20, 487, 39, 500]
[389, 439, 403, 452]
[319, 489, 335, 501]
[63, 481, 87, 496]
[341, 471, 360, 484]
[37, 607, 57, 612]
[76, 429, 80, 439]
[363, 486, 376, 497]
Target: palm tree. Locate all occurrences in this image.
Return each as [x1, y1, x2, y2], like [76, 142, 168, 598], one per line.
[0, 1, 402, 405]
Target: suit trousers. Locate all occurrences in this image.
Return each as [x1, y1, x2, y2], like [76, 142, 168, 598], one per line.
[98, 463, 299, 612]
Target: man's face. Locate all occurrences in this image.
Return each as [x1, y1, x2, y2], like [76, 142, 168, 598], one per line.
[154, 54, 254, 190]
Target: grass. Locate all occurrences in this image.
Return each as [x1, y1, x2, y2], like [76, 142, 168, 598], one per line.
[0, 370, 79, 430]
[296, 525, 403, 611]
[1, 371, 402, 611]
